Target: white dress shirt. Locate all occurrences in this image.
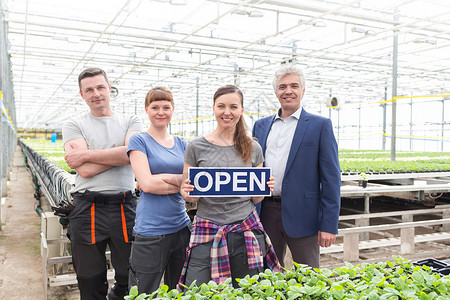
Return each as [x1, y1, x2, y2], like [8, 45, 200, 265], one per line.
[265, 107, 302, 197]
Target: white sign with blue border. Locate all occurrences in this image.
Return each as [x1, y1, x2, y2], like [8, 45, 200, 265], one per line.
[188, 167, 272, 197]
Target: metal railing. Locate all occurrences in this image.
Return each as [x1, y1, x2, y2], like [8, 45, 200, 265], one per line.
[19, 140, 73, 208]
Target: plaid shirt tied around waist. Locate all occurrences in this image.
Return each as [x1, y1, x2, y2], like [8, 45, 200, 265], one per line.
[178, 208, 282, 289]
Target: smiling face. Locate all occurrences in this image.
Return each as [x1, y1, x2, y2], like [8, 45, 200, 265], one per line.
[79, 74, 112, 116]
[145, 100, 174, 128]
[275, 73, 305, 118]
[213, 92, 244, 130]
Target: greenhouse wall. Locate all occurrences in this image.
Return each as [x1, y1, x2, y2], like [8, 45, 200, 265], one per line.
[326, 96, 450, 152]
[0, 1, 17, 206]
[169, 94, 449, 153]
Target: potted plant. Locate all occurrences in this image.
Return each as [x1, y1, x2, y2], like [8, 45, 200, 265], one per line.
[358, 172, 368, 188]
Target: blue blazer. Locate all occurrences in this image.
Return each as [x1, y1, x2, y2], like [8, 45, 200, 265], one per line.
[252, 109, 341, 238]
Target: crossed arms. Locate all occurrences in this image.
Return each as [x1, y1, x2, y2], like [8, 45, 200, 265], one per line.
[64, 131, 139, 178]
[128, 150, 183, 195]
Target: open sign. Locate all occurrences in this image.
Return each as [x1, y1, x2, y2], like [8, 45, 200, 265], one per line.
[188, 167, 272, 197]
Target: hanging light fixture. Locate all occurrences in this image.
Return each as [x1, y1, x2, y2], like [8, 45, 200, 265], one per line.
[170, 0, 187, 5]
[312, 21, 326, 27]
[233, 8, 248, 15]
[414, 38, 437, 45]
[248, 10, 264, 18]
[352, 26, 367, 33]
[352, 26, 377, 36]
[232, 8, 263, 17]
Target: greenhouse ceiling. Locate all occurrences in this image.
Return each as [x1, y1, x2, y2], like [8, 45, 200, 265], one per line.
[2, 0, 450, 129]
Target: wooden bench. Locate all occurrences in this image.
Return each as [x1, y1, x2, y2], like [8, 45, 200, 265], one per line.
[322, 218, 450, 261]
[321, 231, 450, 255]
[319, 205, 450, 261]
[339, 204, 450, 238]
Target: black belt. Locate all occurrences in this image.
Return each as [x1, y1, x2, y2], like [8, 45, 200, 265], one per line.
[265, 196, 281, 202]
[73, 190, 135, 204]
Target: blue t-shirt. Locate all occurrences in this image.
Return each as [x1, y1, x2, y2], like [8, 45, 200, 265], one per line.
[127, 132, 190, 236]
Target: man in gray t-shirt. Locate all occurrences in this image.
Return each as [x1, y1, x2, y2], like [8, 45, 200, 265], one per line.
[62, 67, 143, 300]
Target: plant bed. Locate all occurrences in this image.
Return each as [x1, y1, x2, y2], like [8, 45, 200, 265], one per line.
[126, 256, 450, 299]
[339, 149, 450, 173]
[20, 139, 450, 175]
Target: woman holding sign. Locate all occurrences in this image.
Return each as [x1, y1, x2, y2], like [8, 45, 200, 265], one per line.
[127, 87, 191, 294]
[178, 85, 281, 289]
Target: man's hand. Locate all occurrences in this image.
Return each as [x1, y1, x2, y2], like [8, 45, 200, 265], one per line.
[267, 176, 275, 192]
[317, 231, 336, 248]
[51, 200, 74, 229]
[51, 200, 75, 218]
[64, 142, 89, 169]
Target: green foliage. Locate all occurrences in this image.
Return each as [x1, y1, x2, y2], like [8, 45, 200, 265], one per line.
[125, 257, 450, 299]
[21, 139, 450, 174]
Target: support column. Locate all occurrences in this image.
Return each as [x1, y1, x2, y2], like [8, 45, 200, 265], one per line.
[391, 8, 399, 161]
[343, 233, 359, 261]
[358, 105, 361, 150]
[443, 209, 450, 232]
[355, 218, 369, 241]
[195, 77, 199, 137]
[442, 98, 445, 152]
[409, 98, 413, 151]
[364, 193, 370, 214]
[356, 194, 370, 241]
[382, 86, 387, 150]
[401, 214, 414, 254]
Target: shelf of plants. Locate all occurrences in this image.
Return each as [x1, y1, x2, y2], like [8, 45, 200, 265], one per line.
[339, 150, 450, 174]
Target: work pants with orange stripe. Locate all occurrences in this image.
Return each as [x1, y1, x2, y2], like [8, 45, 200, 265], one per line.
[69, 190, 137, 300]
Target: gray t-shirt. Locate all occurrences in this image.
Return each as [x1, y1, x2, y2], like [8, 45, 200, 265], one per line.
[62, 112, 144, 194]
[184, 136, 264, 225]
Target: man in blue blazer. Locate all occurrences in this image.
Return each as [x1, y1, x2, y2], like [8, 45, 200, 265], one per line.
[252, 64, 341, 268]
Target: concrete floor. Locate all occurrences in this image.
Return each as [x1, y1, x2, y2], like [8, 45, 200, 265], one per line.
[0, 146, 80, 300]
[0, 146, 47, 299]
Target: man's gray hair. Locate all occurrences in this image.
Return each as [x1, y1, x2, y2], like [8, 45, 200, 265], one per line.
[272, 64, 305, 92]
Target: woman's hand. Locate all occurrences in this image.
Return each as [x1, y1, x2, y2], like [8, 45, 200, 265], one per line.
[252, 176, 275, 204]
[180, 179, 199, 203]
[267, 176, 275, 192]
